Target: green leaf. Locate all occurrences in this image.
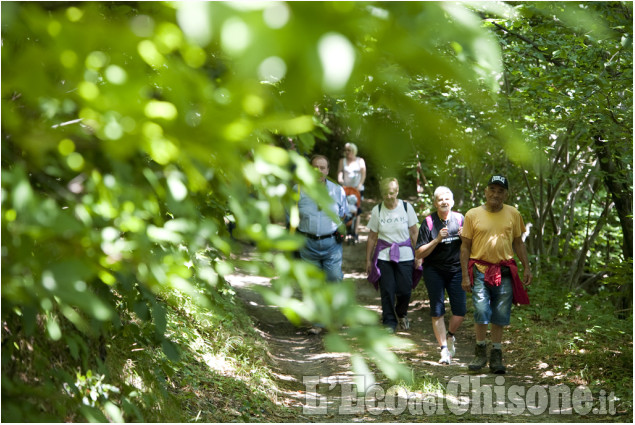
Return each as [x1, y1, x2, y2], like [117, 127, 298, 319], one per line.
[12, 175, 34, 212]
[79, 405, 109, 423]
[46, 315, 62, 341]
[350, 354, 375, 394]
[152, 302, 167, 336]
[255, 144, 289, 166]
[133, 301, 150, 321]
[161, 339, 180, 361]
[323, 332, 350, 353]
[103, 401, 125, 423]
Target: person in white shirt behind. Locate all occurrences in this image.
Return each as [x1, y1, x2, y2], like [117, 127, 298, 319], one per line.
[337, 142, 366, 243]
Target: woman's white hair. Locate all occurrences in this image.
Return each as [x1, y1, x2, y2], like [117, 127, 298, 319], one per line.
[433, 186, 454, 200]
[434, 186, 455, 209]
[344, 142, 358, 156]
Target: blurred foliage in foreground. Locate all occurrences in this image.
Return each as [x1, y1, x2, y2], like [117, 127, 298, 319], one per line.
[1, 1, 632, 421]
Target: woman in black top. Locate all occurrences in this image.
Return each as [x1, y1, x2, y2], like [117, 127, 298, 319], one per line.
[415, 186, 465, 365]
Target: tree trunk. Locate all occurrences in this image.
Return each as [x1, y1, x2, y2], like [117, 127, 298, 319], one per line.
[593, 135, 633, 259]
[593, 135, 633, 315]
[569, 196, 612, 289]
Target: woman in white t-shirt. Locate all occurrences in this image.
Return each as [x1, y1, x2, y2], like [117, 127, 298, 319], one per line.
[366, 177, 421, 332]
[337, 142, 366, 242]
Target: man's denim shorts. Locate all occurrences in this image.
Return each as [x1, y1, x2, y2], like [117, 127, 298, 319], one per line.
[472, 267, 513, 326]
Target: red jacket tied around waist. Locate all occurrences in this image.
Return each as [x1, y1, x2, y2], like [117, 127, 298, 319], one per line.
[368, 238, 423, 291]
[468, 258, 530, 305]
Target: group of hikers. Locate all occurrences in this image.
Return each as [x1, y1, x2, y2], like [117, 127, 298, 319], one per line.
[294, 145, 532, 375]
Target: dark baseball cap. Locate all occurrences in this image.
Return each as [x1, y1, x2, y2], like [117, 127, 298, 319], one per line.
[488, 175, 509, 190]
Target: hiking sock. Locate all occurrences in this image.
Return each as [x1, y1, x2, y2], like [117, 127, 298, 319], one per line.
[492, 342, 502, 350]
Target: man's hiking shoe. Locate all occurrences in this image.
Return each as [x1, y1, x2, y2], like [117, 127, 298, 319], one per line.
[468, 344, 488, 371]
[398, 316, 410, 330]
[447, 334, 456, 357]
[489, 348, 506, 374]
[439, 347, 451, 365]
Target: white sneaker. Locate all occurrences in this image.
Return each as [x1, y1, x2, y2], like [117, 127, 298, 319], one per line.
[447, 334, 456, 357]
[399, 316, 410, 330]
[439, 347, 451, 365]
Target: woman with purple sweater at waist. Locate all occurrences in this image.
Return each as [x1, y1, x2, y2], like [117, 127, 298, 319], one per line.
[366, 177, 422, 332]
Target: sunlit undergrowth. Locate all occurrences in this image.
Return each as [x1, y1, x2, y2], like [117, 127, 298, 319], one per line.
[148, 289, 287, 422]
[407, 262, 632, 420]
[511, 277, 633, 417]
[2, 284, 289, 422]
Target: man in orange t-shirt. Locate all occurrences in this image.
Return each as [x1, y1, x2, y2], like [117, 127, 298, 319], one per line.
[460, 175, 533, 374]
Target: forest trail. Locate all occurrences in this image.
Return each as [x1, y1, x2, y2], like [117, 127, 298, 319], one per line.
[226, 198, 615, 423]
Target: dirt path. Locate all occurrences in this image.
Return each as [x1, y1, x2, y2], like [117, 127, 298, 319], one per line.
[226, 199, 620, 423]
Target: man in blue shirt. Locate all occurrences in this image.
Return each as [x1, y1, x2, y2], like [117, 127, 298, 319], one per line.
[297, 155, 349, 282]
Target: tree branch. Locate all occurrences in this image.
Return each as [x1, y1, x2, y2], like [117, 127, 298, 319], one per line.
[488, 21, 564, 67]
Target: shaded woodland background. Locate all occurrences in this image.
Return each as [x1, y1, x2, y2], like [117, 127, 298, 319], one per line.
[2, 1, 632, 421]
